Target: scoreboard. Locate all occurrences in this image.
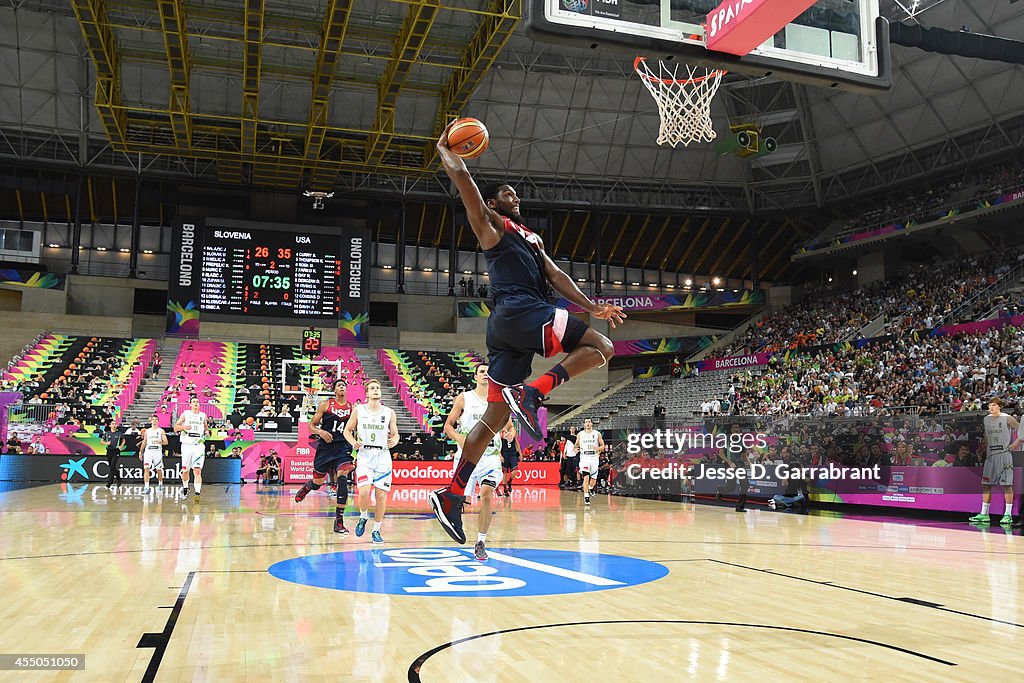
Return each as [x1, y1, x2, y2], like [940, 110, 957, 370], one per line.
[197, 226, 342, 318]
[168, 218, 370, 342]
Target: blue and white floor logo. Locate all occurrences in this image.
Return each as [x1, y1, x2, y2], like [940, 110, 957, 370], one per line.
[268, 547, 669, 597]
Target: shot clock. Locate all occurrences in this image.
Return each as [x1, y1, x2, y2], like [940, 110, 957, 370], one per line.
[302, 328, 322, 358]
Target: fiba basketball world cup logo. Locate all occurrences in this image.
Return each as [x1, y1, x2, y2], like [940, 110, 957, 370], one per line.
[561, 0, 588, 13]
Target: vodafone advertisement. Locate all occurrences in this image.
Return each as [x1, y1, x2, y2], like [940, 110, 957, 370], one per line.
[392, 461, 559, 486]
[281, 457, 559, 486]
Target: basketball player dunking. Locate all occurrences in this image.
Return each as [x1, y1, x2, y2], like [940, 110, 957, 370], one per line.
[141, 415, 168, 495]
[970, 398, 1019, 526]
[429, 121, 626, 544]
[175, 397, 208, 500]
[575, 418, 605, 506]
[343, 379, 399, 544]
[445, 364, 512, 560]
[295, 379, 355, 535]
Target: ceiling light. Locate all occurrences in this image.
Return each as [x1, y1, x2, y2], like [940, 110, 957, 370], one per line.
[684, 279, 693, 286]
[423, 267, 433, 272]
[95, 246, 107, 251]
[630, 282, 640, 286]
[119, 248, 130, 253]
[712, 277, 721, 285]
[142, 249, 154, 254]
[47, 243, 60, 248]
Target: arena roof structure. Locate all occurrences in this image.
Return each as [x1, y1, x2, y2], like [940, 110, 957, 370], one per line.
[1, 1, 1023, 282]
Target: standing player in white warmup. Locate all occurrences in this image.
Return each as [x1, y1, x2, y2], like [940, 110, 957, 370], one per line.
[444, 364, 511, 561]
[575, 418, 605, 506]
[140, 415, 168, 495]
[971, 398, 1020, 526]
[343, 379, 399, 544]
[175, 397, 209, 500]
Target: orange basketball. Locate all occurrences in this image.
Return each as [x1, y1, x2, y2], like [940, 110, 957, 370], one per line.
[447, 117, 489, 159]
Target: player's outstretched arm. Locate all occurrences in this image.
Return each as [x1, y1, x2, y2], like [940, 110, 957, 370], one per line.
[436, 122, 502, 250]
[539, 248, 627, 328]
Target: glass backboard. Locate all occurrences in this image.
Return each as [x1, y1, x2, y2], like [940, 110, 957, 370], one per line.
[526, 0, 891, 92]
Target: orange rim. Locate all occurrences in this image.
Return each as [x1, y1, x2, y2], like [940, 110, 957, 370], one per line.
[633, 56, 727, 85]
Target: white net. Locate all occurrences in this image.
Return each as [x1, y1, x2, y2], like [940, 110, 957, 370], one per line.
[634, 57, 725, 148]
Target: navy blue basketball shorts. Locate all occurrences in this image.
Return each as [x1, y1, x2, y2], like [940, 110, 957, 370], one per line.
[485, 294, 588, 401]
[313, 442, 355, 476]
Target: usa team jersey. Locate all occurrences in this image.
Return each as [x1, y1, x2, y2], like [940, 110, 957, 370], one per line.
[484, 216, 549, 302]
[319, 399, 352, 441]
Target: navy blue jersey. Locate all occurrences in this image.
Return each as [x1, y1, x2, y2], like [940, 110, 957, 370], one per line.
[319, 399, 352, 440]
[501, 437, 518, 459]
[484, 216, 548, 302]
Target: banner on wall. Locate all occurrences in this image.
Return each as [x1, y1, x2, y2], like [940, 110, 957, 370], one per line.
[613, 335, 717, 357]
[166, 218, 203, 337]
[557, 290, 764, 313]
[336, 226, 371, 347]
[457, 301, 492, 318]
[460, 292, 763, 317]
[0, 268, 66, 290]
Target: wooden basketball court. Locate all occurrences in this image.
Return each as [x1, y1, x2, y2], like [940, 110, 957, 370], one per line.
[0, 483, 1020, 681]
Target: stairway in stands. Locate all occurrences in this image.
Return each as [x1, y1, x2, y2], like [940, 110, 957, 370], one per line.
[124, 339, 180, 423]
[354, 348, 422, 432]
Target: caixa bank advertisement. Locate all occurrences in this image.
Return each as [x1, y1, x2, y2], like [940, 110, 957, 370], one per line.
[0, 455, 240, 484]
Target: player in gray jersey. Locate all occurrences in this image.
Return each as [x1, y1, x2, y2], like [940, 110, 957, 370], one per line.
[970, 399, 1020, 526]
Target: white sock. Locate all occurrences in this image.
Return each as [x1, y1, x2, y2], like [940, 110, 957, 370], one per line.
[982, 502, 991, 515]
[477, 533, 487, 543]
[372, 521, 382, 532]
[194, 482, 202, 494]
[360, 511, 370, 520]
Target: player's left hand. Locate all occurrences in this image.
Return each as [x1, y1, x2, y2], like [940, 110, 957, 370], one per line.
[387, 434, 400, 448]
[591, 303, 627, 328]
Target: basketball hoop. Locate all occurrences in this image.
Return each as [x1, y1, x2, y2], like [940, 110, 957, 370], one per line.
[634, 57, 726, 148]
[301, 386, 320, 417]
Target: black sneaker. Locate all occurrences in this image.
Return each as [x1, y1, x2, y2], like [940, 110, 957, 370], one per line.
[180, 486, 189, 498]
[429, 487, 467, 544]
[501, 384, 545, 440]
[474, 541, 488, 561]
[294, 480, 319, 503]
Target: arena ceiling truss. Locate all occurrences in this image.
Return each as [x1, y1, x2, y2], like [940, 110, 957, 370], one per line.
[59, 0, 520, 190]
[1, 1, 1023, 217]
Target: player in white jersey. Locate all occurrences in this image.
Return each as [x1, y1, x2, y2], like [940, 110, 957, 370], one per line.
[140, 415, 168, 494]
[445, 364, 511, 561]
[574, 418, 605, 506]
[343, 379, 399, 543]
[970, 398, 1020, 526]
[174, 397, 209, 500]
